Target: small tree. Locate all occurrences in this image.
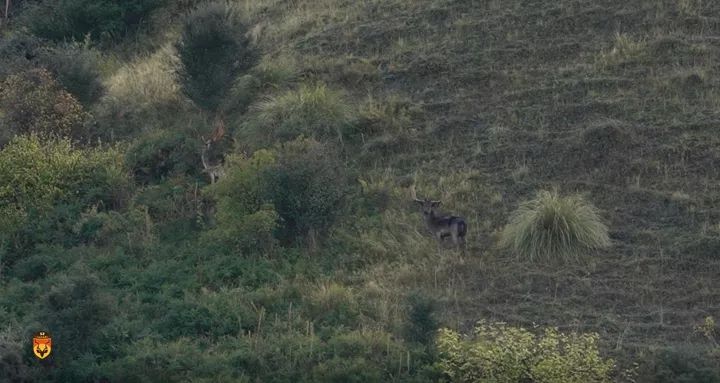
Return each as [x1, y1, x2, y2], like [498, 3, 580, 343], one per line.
[175, 2, 256, 113]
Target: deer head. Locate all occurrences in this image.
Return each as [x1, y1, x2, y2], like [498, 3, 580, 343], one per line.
[410, 185, 441, 217]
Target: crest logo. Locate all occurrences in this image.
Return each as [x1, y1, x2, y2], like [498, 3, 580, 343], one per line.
[32, 331, 52, 360]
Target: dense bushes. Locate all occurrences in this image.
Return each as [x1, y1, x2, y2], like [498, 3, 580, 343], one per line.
[206, 137, 350, 248]
[0, 69, 90, 141]
[23, 0, 165, 43]
[35, 43, 104, 106]
[499, 190, 611, 261]
[436, 322, 615, 382]
[176, 2, 257, 112]
[125, 129, 200, 184]
[0, 135, 130, 258]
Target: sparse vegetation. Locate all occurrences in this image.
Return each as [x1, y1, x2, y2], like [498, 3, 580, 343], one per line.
[500, 190, 611, 261]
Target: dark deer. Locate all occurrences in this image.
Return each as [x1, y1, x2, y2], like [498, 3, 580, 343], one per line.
[412, 186, 467, 252]
[201, 119, 227, 184]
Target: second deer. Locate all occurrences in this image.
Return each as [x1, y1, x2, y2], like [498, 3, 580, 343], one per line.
[201, 119, 227, 184]
[412, 187, 467, 252]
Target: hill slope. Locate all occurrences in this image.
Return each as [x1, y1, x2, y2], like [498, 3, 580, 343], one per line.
[1, 0, 720, 381]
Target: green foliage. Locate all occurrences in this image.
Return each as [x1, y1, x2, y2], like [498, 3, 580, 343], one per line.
[36, 268, 115, 359]
[249, 83, 353, 145]
[35, 42, 104, 106]
[436, 322, 615, 383]
[637, 347, 720, 383]
[0, 135, 130, 258]
[23, 0, 165, 43]
[0, 329, 37, 383]
[499, 190, 610, 261]
[125, 130, 200, 184]
[176, 2, 257, 112]
[263, 138, 351, 243]
[208, 138, 350, 246]
[403, 291, 438, 345]
[0, 69, 90, 141]
[303, 283, 361, 329]
[0, 33, 44, 79]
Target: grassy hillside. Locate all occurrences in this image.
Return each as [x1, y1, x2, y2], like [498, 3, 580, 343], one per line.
[2, 0, 720, 381]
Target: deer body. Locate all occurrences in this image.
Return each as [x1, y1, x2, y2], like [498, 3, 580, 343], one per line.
[201, 119, 227, 184]
[414, 198, 467, 251]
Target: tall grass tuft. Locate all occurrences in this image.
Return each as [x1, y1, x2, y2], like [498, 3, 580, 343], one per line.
[499, 190, 610, 261]
[249, 83, 352, 145]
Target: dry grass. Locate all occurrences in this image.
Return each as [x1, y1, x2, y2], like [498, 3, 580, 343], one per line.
[104, 44, 184, 108]
[499, 190, 611, 262]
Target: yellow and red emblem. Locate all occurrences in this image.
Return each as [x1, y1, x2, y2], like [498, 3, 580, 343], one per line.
[33, 331, 52, 360]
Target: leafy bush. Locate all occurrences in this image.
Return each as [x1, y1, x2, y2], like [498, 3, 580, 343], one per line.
[207, 137, 350, 246]
[0, 69, 90, 141]
[35, 42, 104, 105]
[125, 129, 200, 184]
[203, 149, 279, 253]
[176, 2, 257, 112]
[0, 330, 37, 383]
[637, 347, 720, 383]
[499, 190, 610, 261]
[304, 282, 361, 328]
[403, 291, 438, 345]
[23, 0, 165, 43]
[436, 322, 615, 383]
[0, 135, 130, 258]
[249, 83, 353, 145]
[0, 33, 44, 79]
[262, 137, 351, 243]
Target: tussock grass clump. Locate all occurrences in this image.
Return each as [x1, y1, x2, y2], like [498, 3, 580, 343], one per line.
[500, 190, 610, 261]
[250, 83, 352, 144]
[595, 33, 648, 70]
[105, 45, 182, 108]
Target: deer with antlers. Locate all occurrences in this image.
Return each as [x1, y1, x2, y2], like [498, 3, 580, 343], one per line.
[411, 186, 467, 252]
[201, 119, 227, 184]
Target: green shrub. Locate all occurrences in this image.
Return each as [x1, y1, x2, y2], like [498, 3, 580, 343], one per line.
[263, 138, 351, 243]
[249, 83, 353, 145]
[404, 291, 438, 345]
[0, 329, 38, 383]
[0, 69, 91, 140]
[436, 322, 615, 383]
[499, 190, 610, 261]
[207, 138, 350, 246]
[304, 282, 361, 328]
[637, 347, 720, 383]
[176, 2, 257, 112]
[37, 269, 115, 358]
[0, 33, 44, 79]
[36, 42, 104, 106]
[0, 135, 130, 258]
[125, 129, 200, 184]
[23, 0, 165, 43]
